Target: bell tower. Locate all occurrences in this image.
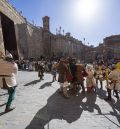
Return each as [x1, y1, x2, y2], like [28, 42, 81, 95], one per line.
[42, 16, 50, 31]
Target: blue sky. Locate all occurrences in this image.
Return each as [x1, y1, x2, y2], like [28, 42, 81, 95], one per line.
[9, 0, 120, 46]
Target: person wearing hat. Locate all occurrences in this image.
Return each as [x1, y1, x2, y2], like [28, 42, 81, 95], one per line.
[0, 52, 18, 112]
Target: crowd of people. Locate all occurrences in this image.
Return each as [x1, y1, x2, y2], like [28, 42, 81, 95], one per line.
[24, 56, 120, 101]
[53, 58, 120, 100]
[0, 50, 120, 113]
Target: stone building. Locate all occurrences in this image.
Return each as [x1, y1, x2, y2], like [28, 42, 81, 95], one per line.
[0, 0, 84, 60]
[1, 0, 119, 63]
[87, 35, 120, 63]
[0, 0, 26, 59]
[103, 35, 120, 60]
[0, 0, 46, 59]
[51, 32, 83, 59]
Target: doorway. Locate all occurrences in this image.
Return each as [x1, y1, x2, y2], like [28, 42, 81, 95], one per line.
[0, 12, 18, 60]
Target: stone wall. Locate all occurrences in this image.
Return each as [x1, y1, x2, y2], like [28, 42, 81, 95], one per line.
[27, 23, 43, 59]
[51, 34, 83, 59]
[0, 15, 4, 54]
[0, 0, 89, 61]
[0, 0, 25, 24]
[0, 0, 44, 59]
[16, 23, 28, 59]
[0, 0, 26, 58]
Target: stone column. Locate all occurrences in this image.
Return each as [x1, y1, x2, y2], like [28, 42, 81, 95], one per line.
[0, 14, 5, 54]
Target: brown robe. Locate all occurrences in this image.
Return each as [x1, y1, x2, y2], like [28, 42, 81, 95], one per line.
[57, 62, 69, 83]
[76, 64, 87, 82]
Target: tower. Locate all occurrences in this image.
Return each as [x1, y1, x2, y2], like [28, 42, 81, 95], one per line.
[42, 16, 51, 57]
[42, 16, 50, 31]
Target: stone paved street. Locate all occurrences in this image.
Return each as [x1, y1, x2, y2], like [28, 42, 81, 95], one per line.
[0, 71, 120, 129]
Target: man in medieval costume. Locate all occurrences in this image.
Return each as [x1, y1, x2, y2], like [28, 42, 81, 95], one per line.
[38, 62, 44, 80]
[68, 58, 77, 95]
[105, 64, 120, 101]
[76, 61, 88, 94]
[0, 51, 18, 112]
[94, 62, 105, 90]
[57, 58, 70, 98]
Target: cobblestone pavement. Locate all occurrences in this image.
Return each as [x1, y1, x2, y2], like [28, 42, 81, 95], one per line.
[0, 71, 120, 129]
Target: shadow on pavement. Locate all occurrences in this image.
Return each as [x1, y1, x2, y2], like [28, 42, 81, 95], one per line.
[39, 82, 52, 89]
[24, 79, 40, 86]
[0, 93, 8, 96]
[25, 90, 101, 129]
[106, 99, 120, 127]
[96, 88, 107, 99]
[0, 103, 6, 107]
[82, 93, 102, 114]
[0, 109, 16, 116]
[97, 88, 120, 127]
[0, 112, 5, 116]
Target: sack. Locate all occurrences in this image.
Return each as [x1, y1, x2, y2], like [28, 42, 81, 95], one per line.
[66, 73, 73, 82]
[2, 78, 8, 90]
